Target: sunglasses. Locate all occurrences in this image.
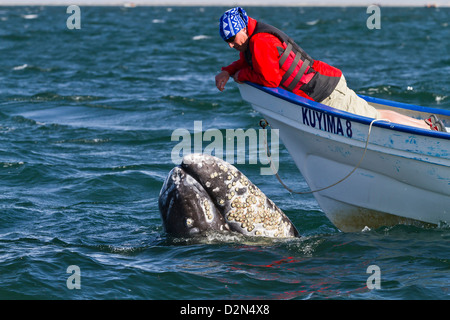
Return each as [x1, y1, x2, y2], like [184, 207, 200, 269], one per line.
[225, 35, 236, 43]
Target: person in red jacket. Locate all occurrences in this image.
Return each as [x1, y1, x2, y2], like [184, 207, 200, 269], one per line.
[215, 7, 446, 132]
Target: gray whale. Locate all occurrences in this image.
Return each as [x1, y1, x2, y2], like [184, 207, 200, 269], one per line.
[159, 153, 300, 238]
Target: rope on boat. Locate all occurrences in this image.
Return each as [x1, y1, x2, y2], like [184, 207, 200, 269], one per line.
[260, 118, 391, 195]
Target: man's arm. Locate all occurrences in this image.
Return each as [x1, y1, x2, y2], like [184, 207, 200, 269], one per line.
[221, 52, 247, 76]
[216, 53, 248, 91]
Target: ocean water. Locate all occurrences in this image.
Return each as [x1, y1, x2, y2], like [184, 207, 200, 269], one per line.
[0, 5, 449, 301]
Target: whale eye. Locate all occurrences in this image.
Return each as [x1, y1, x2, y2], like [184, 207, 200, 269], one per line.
[185, 218, 194, 227]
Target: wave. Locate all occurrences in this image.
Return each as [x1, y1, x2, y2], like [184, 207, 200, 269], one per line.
[359, 85, 449, 107]
[11, 64, 63, 73]
[21, 14, 38, 20]
[10, 92, 104, 103]
[306, 19, 320, 26]
[12, 64, 28, 71]
[192, 35, 211, 41]
[0, 161, 25, 168]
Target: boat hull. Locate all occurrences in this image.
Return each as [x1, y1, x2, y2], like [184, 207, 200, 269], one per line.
[239, 83, 450, 232]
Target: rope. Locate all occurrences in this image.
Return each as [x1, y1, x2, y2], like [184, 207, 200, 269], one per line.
[260, 118, 391, 195]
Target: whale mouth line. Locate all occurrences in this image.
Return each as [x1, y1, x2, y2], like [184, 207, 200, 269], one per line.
[181, 164, 225, 213]
[182, 165, 235, 235]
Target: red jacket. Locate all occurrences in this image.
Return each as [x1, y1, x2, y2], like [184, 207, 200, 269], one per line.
[221, 17, 342, 101]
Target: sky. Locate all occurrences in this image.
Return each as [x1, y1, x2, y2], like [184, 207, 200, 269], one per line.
[0, 0, 448, 6]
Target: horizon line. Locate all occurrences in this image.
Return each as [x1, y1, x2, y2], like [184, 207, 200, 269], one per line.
[0, 1, 448, 7]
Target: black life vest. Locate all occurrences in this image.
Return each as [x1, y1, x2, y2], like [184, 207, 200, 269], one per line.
[244, 22, 340, 102]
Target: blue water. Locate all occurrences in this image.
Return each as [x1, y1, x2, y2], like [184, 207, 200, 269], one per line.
[0, 5, 449, 300]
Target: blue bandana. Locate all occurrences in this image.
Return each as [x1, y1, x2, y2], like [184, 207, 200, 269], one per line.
[219, 7, 248, 41]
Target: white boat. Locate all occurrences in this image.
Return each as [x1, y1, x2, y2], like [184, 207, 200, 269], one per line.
[238, 82, 450, 232]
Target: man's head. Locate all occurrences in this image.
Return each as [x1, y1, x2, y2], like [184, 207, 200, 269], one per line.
[219, 7, 249, 51]
[225, 28, 249, 52]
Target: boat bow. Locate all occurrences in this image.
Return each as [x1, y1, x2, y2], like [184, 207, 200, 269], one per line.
[239, 82, 450, 231]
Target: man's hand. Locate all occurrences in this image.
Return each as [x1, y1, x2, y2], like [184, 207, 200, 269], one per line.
[215, 70, 230, 92]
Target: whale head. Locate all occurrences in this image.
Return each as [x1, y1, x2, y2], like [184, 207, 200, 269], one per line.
[159, 153, 300, 238]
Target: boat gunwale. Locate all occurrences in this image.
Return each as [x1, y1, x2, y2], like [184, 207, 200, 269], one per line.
[243, 82, 450, 140]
